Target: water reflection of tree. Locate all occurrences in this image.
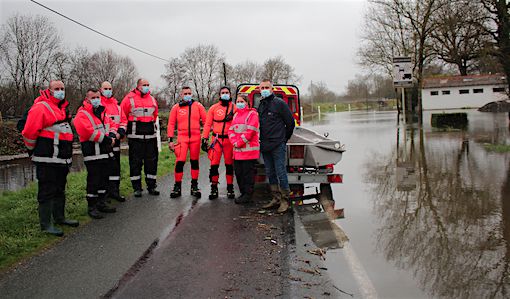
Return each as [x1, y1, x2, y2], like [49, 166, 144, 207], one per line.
[365, 127, 510, 298]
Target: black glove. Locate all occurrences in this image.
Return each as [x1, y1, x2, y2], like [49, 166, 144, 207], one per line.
[101, 135, 114, 153]
[201, 138, 209, 152]
[118, 128, 126, 138]
[28, 149, 34, 157]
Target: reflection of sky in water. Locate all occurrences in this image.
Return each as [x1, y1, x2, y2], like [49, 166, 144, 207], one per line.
[305, 110, 510, 298]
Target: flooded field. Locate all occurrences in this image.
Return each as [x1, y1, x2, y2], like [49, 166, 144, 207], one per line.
[305, 110, 510, 298]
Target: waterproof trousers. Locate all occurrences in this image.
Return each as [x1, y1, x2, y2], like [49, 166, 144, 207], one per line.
[262, 143, 289, 190]
[85, 160, 109, 206]
[208, 137, 234, 185]
[174, 137, 200, 183]
[234, 159, 256, 196]
[128, 138, 158, 191]
[35, 163, 69, 228]
[108, 146, 121, 195]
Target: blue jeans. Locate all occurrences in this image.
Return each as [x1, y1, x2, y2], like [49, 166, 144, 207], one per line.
[262, 143, 289, 190]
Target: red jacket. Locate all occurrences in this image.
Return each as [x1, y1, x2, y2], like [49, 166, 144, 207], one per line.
[228, 108, 260, 160]
[22, 89, 73, 164]
[202, 101, 236, 139]
[101, 95, 127, 135]
[73, 100, 117, 162]
[167, 100, 206, 142]
[120, 89, 158, 139]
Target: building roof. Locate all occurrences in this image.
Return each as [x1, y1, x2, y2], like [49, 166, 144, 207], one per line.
[422, 74, 507, 89]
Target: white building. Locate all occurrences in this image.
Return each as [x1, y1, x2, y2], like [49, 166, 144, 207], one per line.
[422, 74, 508, 110]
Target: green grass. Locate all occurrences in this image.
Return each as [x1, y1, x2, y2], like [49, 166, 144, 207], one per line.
[0, 147, 175, 272]
[484, 144, 510, 153]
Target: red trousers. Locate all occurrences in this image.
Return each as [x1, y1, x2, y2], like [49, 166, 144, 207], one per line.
[174, 136, 200, 183]
[208, 137, 234, 185]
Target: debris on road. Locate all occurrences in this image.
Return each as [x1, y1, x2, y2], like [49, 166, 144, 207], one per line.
[306, 248, 326, 260]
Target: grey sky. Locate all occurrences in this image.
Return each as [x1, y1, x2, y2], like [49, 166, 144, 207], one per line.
[0, 0, 367, 94]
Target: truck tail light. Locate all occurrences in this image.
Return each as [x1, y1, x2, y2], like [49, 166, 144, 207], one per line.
[289, 145, 305, 159]
[327, 174, 343, 183]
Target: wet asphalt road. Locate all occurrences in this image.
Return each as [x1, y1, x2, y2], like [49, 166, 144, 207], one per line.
[0, 156, 210, 298]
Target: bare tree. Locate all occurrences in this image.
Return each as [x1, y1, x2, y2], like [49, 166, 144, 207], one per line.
[260, 56, 300, 84]
[161, 57, 187, 104]
[232, 60, 262, 86]
[89, 49, 137, 99]
[0, 14, 62, 114]
[180, 44, 225, 106]
[431, 0, 491, 75]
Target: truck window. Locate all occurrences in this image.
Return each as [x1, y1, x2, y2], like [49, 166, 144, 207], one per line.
[288, 96, 295, 113]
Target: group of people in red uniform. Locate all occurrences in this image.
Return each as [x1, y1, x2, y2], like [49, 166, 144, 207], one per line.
[22, 78, 292, 238]
[167, 86, 260, 204]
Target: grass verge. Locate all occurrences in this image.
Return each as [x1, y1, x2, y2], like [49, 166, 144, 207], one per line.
[0, 147, 175, 272]
[484, 143, 510, 153]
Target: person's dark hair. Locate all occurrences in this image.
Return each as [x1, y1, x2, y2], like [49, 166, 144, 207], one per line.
[136, 78, 144, 85]
[219, 86, 231, 94]
[181, 86, 192, 91]
[87, 88, 99, 93]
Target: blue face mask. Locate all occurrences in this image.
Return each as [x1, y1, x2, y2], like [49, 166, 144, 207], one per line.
[261, 89, 271, 98]
[183, 95, 193, 102]
[53, 90, 65, 100]
[220, 94, 230, 101]
[102, 90, 112, 98]
[90, 98, 101, 108]
[141, 86, 150, 94]
[236, 102, 246, 110]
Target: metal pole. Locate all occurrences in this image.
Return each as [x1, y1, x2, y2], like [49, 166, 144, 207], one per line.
[300, 106, 304, 124]
[318, 105, 321, 120]
[334, 104, 337, 112]
[223, 63, 227, 86]
[401, 87, 406, 124]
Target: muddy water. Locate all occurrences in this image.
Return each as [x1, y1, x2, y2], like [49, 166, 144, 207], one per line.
[0, 154, 85, 191]
[303, 110, 510, 298]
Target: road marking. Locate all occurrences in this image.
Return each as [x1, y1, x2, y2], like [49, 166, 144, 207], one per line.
[333, 221, 378, 299]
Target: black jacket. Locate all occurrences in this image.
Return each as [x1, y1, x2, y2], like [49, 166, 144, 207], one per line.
[257, 94, 295, 152]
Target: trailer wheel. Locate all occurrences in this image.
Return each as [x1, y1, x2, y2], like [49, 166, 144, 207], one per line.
[319, 183, 334, 201]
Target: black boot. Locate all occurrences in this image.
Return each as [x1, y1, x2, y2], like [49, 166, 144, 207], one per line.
[97, 196, 116, 213]
[148, 187, 160, 196]
[109, 182, 126, 202]
[227, 184, 235, 199]
[39, 201, 64, 236]
[209, 184, 218, 200]
[134, 189, 142, 198]
[191, 180, 201, 198]
[53, 197, 79, 227]
[87, 198, 103, 219]
[170, 183, 182, 198]
[235, 193, 252, 204]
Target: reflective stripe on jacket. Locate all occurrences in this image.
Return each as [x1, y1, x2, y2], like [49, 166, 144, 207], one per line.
[167, 100, 206, 142]
[228, 108, 260, 160]
[74, 100, 116, 162]
[120, 89, 158, 139]
[22, 89, 73, 164]
[202, 101, 235, 139]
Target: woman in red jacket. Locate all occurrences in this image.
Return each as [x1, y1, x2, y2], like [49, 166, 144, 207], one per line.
[228, 95, 260, 204]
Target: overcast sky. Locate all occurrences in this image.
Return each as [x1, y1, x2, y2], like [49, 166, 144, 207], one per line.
[0, 0, 367, 94]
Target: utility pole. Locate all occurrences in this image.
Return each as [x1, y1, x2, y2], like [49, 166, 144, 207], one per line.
[310, 80, 314, 113]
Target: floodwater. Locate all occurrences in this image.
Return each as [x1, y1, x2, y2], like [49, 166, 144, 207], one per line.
[0, 154, 85, 191]
[303, 110, 510, 298]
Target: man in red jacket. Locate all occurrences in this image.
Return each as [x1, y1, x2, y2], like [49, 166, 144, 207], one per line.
[120, 78, 160, 197]
[100, 81, 127, 202]
[22, 80, 78, 236]
[74, 88, 117, 219]
[167, 86, 206, 198]
[201, 86, 236, 200]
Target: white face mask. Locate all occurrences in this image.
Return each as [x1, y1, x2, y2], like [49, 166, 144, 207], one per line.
[90, 97, 101, 108]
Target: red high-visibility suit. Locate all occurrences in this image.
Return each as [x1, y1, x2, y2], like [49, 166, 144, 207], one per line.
[167, 100, 206, 183]
[101, 95, 127, 197]
[120, 89, 159, 192]
[21, 89, 74, 229]
[202, 101, 235, 186]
